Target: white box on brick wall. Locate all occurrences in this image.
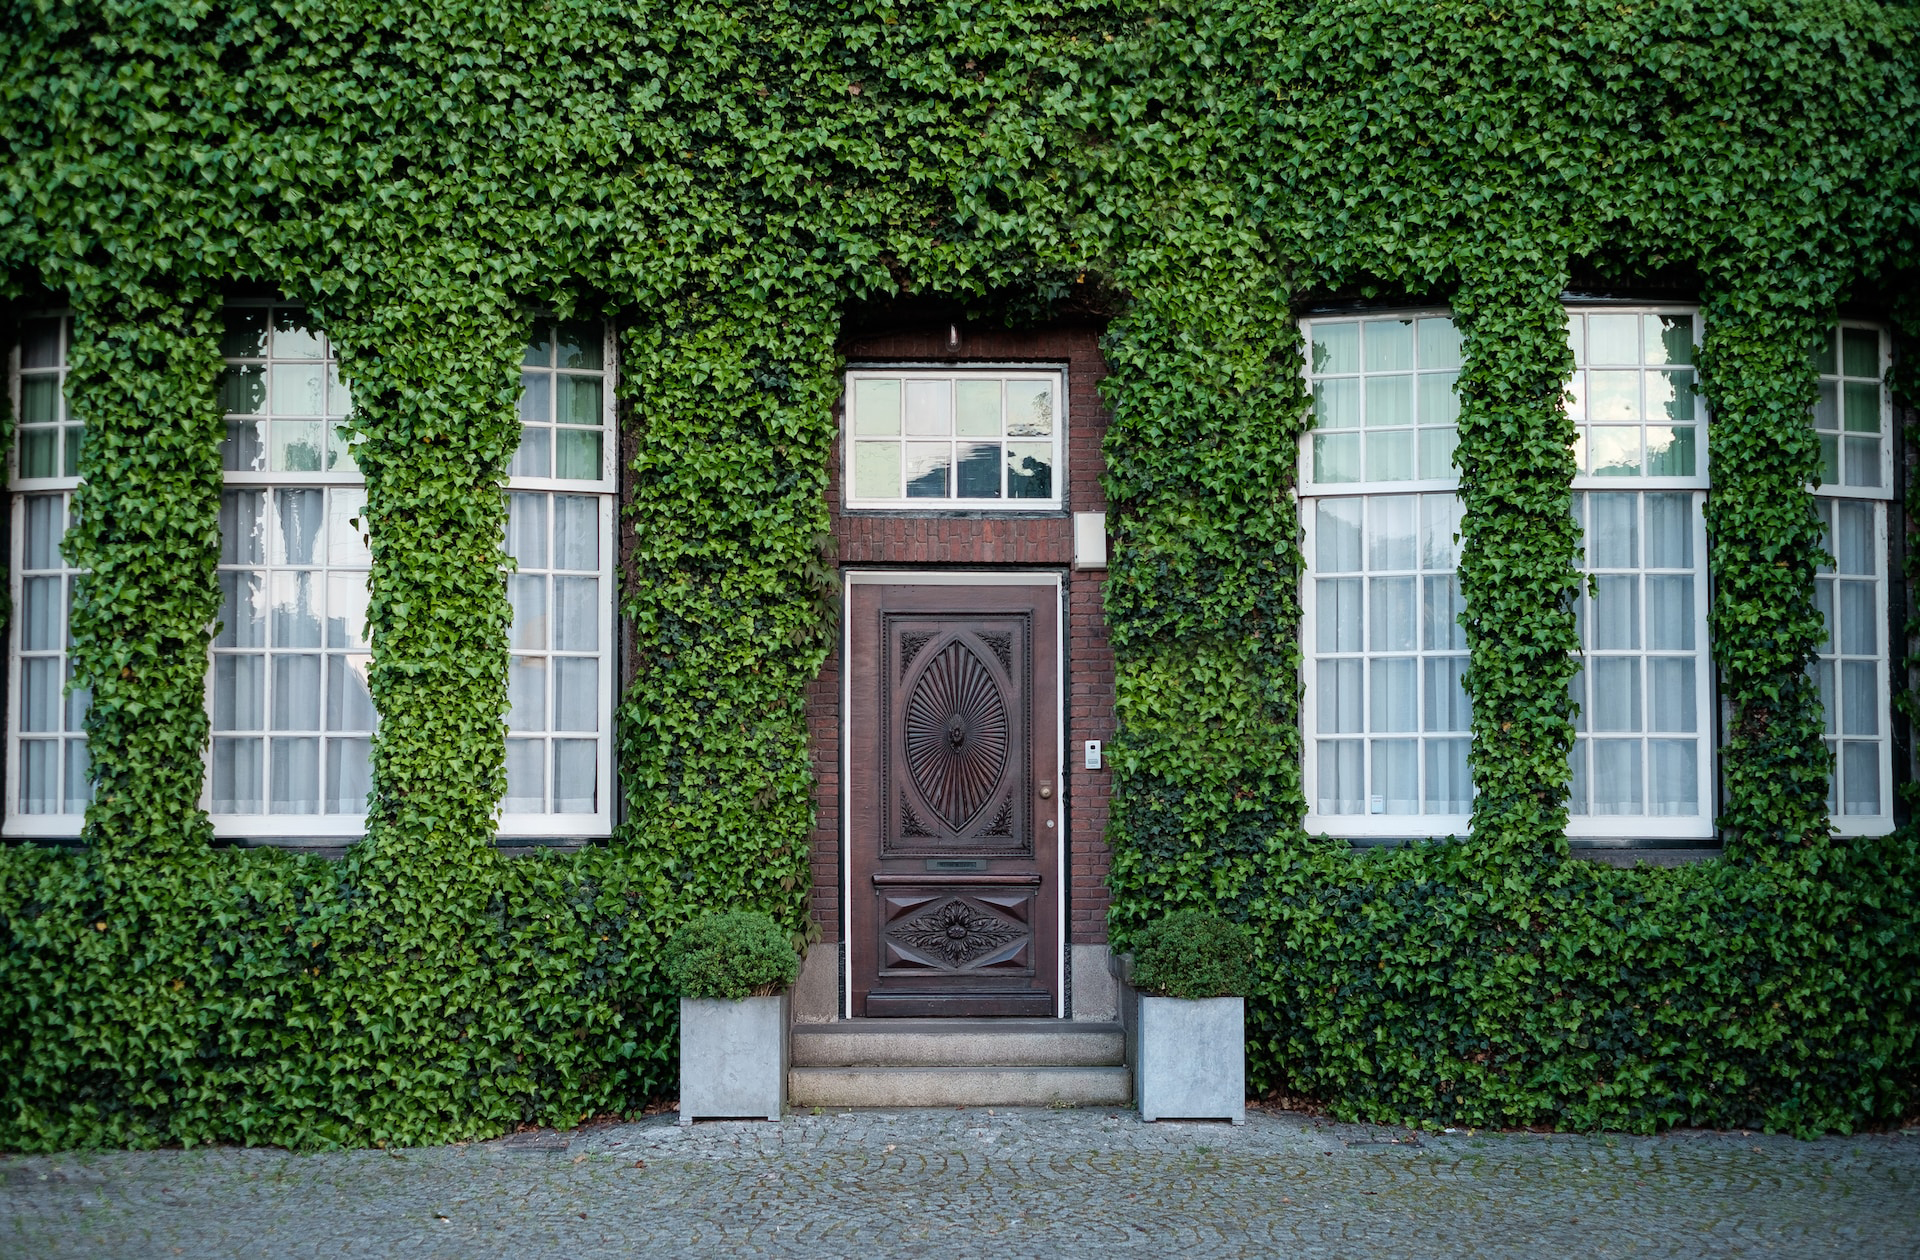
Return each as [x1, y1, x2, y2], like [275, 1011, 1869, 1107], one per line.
[679, 994, 788, 1124]
[1137, 995, 1245, 1124]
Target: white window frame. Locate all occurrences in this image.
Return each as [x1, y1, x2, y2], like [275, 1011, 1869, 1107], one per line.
[841, 366, 1067, 511]
[204, 301, 372, 842]
[1813, 321, 1896, 837]
[1812, 320, 1895, 501]
[1566, 489, 1716, 840]
[1563, 304, 1714, 842]
[1299, 309, 1473, 840]
[496, 321, 618, 839]
[1566, 306, 1710, 490]
[5, 312, 90, 838]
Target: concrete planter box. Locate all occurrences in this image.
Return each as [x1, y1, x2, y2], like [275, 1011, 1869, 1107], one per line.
[1136, 995, 1245, 1124]
[678, 994, 788, 1124]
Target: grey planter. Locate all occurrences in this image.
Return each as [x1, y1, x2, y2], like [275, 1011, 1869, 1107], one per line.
[678, 994, 788, 1124]
[1136, 995, 1245, 1124]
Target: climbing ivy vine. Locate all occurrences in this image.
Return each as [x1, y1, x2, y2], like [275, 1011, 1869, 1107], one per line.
[1, 0, 1917, 1148]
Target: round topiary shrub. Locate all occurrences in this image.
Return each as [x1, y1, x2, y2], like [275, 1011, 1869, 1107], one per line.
[1131, 909, 1253, 1000]
[662, 910, 801, 1000]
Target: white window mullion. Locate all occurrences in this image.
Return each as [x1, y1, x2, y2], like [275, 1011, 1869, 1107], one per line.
[1811, 322, 1895, 837]
[843, 369, 1065, 510]
[499, 320, 616, 838]
[207, 303, 371, 840]
[1301, 310, 1471, 840]
[6, 314, 91, 837]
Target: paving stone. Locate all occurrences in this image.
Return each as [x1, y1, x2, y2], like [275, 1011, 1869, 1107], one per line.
[4, 1108, 1918, 1258]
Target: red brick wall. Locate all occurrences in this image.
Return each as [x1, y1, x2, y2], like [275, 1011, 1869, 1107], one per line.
[808, 322, 1115, 946]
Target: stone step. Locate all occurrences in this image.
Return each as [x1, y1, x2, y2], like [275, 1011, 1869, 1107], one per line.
[789, 1019, 1124, 1069]
[789, 1065, 1133, 1109]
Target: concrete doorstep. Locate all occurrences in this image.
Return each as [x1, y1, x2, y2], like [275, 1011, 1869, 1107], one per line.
[787, 1019, 1133, 1108]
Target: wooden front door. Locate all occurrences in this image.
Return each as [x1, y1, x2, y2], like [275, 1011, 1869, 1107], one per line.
[847, 580, 1059, 1017]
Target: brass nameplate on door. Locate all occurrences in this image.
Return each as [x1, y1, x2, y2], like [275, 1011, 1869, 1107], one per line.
[925, 858, 988, 872]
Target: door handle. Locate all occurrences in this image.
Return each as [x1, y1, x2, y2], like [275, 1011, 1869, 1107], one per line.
[1038, 781, 1053, 800]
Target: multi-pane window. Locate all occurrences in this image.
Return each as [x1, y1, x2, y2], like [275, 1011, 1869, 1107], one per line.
[1305, 494, 1470, 821]
[1302, 315, 1462, 489]
[209, 305, 372, 834]
[1567, 492, 1712, 829]
[1813, 325, 1890, 495]
[1566, 310, 1702, 481]
[502, 322, 616, 834]
[1811, 323, 1893, 834]
[1301, 312, 1470, 837]
[843, 370, 1063, 508]
[1563, 305, 1712, 838]
[7, 315, 91, 834]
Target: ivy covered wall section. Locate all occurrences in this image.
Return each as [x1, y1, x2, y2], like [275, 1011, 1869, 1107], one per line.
[0, 0, 1917, 1148]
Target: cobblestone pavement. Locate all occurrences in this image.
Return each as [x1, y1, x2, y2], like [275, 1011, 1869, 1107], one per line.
[5, 1107, 1918, 1259]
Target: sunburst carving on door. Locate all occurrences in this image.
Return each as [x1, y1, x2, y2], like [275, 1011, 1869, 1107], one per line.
[902, 639, 1010, 830]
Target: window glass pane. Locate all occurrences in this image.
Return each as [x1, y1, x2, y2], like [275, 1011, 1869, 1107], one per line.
[553, 740, 598, 813]
[504, 740, 544, 812]
[904, 380, 951, 436]
[555, 322, 602, 371]
[553, 577, 599, 652]
[270, 736, 320, 814]
[1644, 315, 1693, 366]
[1005, 381, 1053, 436]
[1365, 375, 1411, 425]
[1648, 739, 1697, 815]
[1372, 741, 1417, 814]
[213, 738, 262, 814]
[1368, 497, 1416, 571]
[1313, 378, 1360, 429]
[326, 656, 376, 731]
[554, 496, 597, 570]
[1317, 660, 1361, 734]
[325, 737, 372, 815]
[1587, 315, 1638, 366]
[956, 443, 1001, 498]
[508, 658, 547, 731]
[853, 442, 899, 499]
[1317, 740, 1363, 815]
[1317, 578, 1361, 653]
[1364, 321, 1413, 372]
[554, 659, 598, 732]
[1841, 742, 1881, 816]
[1312, 433, 1360, 483]
[1591, 739, 1642, 814]
[853, 379, 900, 435]
[1310, 323, 1359, 374]
[21, 318, 63, 369]
[1317, 498, 1362, 571]
[1365, 431, 1413, 482]
[558, 375, 603, 427]
[906, 444, 949, 497]
[1841, 328, 1878, 378]
[1417, 373, 1459, 426]
[1589, 426, 1640, 476]
[955, 380, 1000, 436]
[1006, 443, 1052, 499]
[555, 428, 602, 480]
[1424, 740, 1470, 814]
[1416, 318, 1461, 370]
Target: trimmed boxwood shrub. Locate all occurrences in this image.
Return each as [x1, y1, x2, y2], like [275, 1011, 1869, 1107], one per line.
[663, 912, 800, 1001]
[1132, 911, 1254, 1000]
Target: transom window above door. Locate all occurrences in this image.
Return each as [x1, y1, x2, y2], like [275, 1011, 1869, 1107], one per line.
[843, 369, 1064, 509]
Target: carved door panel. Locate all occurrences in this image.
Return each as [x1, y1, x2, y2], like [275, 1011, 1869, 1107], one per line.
[848, 582, 1059, 1017]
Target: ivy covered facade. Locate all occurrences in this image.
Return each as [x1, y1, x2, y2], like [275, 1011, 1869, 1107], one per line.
[2, 0, 1918, 1147]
